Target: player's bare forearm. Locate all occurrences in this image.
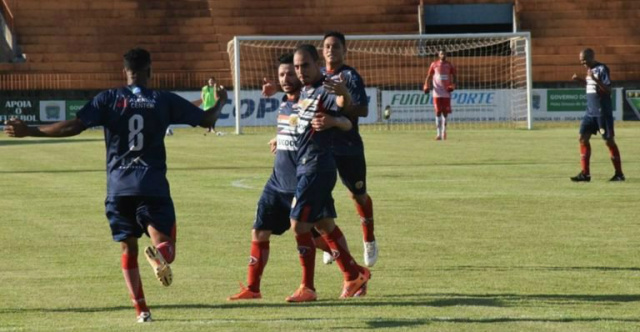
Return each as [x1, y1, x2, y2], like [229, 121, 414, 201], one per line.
[4, 118, 86, 138]
[38, 119, 86, 137]
[311, 113, 352, 132]
[572, 73, 586, 84]
[334, 116, 353, 131]
[425, 75, 432, 87]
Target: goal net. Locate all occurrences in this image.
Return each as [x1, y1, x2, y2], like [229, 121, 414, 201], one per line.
[227, 33, 532, 133]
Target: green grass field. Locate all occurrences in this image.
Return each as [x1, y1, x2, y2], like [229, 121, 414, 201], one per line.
[1, 124, 639, 332]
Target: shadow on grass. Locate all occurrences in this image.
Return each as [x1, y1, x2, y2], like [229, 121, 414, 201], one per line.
[4, 290, 640, 314]
[0, 138, 102, 146]
[438, 265, 640, 272]
[3, 298, 639, 330]
[365, 316, 640, 328]
[0, 165, 272, 174]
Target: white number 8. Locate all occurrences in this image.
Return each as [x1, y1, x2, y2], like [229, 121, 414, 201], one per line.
[128, 114, 144, 151]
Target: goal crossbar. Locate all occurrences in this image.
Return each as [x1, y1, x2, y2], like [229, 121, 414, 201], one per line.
[229, 32, 532, 133]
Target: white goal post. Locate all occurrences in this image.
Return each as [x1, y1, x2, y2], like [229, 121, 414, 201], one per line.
[227, 32, 532, 134]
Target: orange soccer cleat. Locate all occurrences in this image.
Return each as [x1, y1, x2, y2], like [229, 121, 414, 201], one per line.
[228, 283, 262, 301]
[340, 267, 371, 299]
[285, 285, 317, 303]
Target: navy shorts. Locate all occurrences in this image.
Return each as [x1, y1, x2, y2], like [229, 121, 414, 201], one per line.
[580, 114, 615, 140]
[253, 186, 294, 235]
[105, 196, 176, 242]
[290, 171, 338, 223]
[335, 152, 367, 196]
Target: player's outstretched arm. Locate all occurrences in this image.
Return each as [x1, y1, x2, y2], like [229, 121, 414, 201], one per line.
[200, 86, 228, 128]
[4, 118, 86, 138]
[571, 73, 586, 84]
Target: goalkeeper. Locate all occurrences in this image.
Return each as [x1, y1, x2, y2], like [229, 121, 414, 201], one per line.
[423, 50, 456, 140]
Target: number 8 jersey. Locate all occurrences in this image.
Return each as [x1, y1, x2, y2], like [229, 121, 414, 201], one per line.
[77, 86, 205, 197]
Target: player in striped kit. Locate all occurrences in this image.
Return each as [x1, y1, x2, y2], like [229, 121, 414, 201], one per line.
[228, 53, 354, 301]
[570, 48, 624, 182]
[286, 44, 370, 302]
[424, 50, 456, 140]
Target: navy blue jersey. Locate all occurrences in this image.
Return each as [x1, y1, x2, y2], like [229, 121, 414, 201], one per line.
[294, 79, 344, 175]
[322, 65, 367, 155]
[77, 86, 204, 197]
[265, 96, 299, 193]
[585, 62, 612, 117]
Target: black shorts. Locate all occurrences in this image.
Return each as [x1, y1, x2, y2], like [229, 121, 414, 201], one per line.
[580, 114, 615, 140]
[335, 152, 367, 196]
[253, 186, 294, 235]
[290, 172, 338, 223]
[105, 196, 176, 242]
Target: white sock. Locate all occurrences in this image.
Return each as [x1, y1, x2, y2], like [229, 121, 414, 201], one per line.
[435, 116, 441, 137]
[441, 115, 447, 137]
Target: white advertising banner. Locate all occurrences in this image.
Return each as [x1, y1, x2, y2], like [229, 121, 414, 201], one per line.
[173, 88, 379, 127]
[380, 89, 516, 123]
[39, 100, 66, 122]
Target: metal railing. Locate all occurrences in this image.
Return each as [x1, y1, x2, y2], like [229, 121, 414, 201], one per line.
[0, 71, 228, 90]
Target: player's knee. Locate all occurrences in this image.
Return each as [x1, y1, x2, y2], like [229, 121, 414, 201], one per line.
[579, 136, 589, 145]
[291, 219, 313, 235]
[120, 238, 138, 254]
[314, 218, 336, 235]
[252, 229, 272, 242]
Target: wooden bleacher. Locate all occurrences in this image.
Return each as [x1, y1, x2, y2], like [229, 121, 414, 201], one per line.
[518, 0, 640, 82]
[0, 0, 638, 90]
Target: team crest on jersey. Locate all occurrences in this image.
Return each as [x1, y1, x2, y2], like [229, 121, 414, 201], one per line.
[289, 114, 299, 127]
[355, 181, 364, 190]
[115, 97, 128, 109]
[298, 98, 313, 111]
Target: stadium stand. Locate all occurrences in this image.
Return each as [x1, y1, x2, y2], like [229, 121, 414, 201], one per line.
[0, 0, 639, 90]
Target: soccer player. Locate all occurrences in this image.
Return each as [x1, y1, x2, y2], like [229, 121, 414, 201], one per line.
[321, 31, 378, 267]
[424, 49, 456, 140]
[228, 53, 353, 301]
[202, 76, 221, 135]
[570, 48, 624, 182]
[3, 48, 227, 323]
[286, 44, 370, 302]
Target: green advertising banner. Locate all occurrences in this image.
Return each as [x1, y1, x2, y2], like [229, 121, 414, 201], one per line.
[625, 90, 640, 120]
[66, 100, 88, 120]
[547, 89, 617, 112]
[0, 98, 40, 124]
